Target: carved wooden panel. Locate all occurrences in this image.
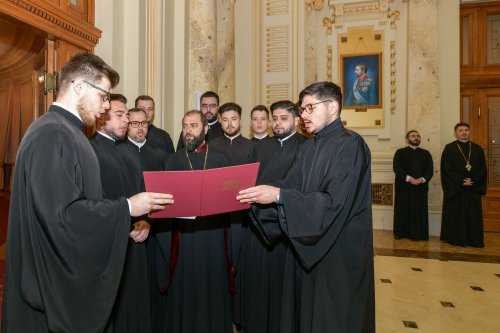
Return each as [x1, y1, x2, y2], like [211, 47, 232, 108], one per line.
[0, 0, 99, 50]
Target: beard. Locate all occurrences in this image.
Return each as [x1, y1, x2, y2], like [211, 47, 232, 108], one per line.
[131, 135, 146, 143]
[103, 126, 126, 141]
[273, 126, 294, 139]
[409, 139, 420, 146]
[76, 96, 97, 127]
[183, 132, 206, 152]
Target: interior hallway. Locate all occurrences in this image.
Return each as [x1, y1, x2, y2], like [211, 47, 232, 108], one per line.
[1, 191, 499, 331]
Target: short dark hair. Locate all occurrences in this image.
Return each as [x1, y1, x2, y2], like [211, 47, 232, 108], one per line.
[219, 102, 242, 116]
[298, 81, 343, 115]
[250, 105, 269, 118]
[110, 93, 127, 104]
[454, 122, 470, 131]
[183, 110, 208, 127]
[135, 95, 154, 108]
[270, 100, 298, 117]
[128, 107, 147, 116]
[58, 53, 119, 93]
[405, 130, 419, 139]
[200, 91, 219, 105]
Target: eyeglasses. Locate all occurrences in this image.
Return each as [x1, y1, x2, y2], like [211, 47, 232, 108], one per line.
[81, 80, 111, 102]
[298, 100, 332, 115]
[128, 121, 149, 128]
[200, 103, 218, 110]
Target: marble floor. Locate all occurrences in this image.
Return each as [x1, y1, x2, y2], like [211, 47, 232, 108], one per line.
[374, 230, 500, 333]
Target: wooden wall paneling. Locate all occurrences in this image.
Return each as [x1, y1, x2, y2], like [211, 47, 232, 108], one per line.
[0, 0, 100, 51]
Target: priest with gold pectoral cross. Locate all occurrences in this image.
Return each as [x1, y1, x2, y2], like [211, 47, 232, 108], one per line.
[440, 122, 487, 248]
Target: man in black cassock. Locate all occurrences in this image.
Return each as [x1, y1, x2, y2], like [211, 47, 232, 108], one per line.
[176, 91, 224, 150]
[239, 100, 306, 333]
[126, 107, 171, 331]
[393, 130, 434, 240]
[91, 94, 152, 333]
[210, 102, 255, 165]
[1, 53, 172, 333]
[209, 102, 254, 330]
[440, 122, 487, 247]
[135, 95, 175, 154]
[152, 111, 234, 333]
[250, 104, 273, 145]
[238, 81, 375, 333]
[127, 107, 169, 171]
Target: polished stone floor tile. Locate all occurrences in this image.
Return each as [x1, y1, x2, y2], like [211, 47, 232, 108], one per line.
[375, 255, 500, 333]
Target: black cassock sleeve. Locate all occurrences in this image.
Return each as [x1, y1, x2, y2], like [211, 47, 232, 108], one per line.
[275, 134, 372, 269]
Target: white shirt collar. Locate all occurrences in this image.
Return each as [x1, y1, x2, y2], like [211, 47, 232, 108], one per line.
[224, 133, 241, 141]
[97, 130, 115, 142]
[128, 137, 146, 148]
[253, 132, 269, 140]
[278, 131, 297, 146]
[53, 102, 82, 122]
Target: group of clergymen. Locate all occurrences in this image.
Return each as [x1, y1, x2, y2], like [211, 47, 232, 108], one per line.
[3, 53, 375, 333]
[392, 125, 487, 248]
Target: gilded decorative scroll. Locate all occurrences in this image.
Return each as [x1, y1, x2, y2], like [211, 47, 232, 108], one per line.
[326, 45, 333, 81]
[389, 9, 400, 29]
[305, 0, 324, 12]
[323, 16, 333, 35]
[390, 40, 396, 115]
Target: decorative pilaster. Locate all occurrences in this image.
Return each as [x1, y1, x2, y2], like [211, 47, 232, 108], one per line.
[407, 0, 440, 203]
[217, 0, 235, 103]
[189, 0, 217, 109]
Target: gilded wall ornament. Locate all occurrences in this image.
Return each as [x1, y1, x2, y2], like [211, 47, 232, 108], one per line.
[305, 0, 324, 12]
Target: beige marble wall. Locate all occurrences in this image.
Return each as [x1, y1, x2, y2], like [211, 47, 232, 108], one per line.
[407, 0, 441, 205]
[217, 0, 235, 104]
[304, 8, 319, 87]
[189, 0, 218, 109]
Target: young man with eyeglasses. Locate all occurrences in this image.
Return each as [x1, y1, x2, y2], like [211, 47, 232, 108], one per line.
[127, 108, 169, 171]
[2, 53, 173, 333]
[238, 81, 375, 333]
[135, 95, 175, 155]
[176, 91, 224, 150]
[91, 93, 154, 332]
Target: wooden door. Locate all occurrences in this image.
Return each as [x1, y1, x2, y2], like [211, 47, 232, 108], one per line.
[461, 88, 500, 231]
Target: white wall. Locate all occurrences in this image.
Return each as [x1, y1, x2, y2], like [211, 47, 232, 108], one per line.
[94, 0, 146, 108]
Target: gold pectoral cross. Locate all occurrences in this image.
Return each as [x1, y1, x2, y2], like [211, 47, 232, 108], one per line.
[466, 163, 472, 172]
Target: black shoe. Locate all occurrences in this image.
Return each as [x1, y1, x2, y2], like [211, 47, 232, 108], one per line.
[394, 235, 402, 240]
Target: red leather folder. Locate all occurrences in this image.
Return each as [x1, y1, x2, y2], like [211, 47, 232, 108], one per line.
[144, 162, 260, 218]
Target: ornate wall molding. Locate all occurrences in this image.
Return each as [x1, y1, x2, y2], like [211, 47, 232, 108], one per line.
[390, 40, 396, 115]
[0, 0, 100, 49]
[305, 0, 324, 12]
[326, 45, 333, 80]
[371, 183, 393, 206]
[322, 16, 333, 35]
[389, 9, 400, 29]
[265, 25, 289, 72]
[329, 0, 390, 28]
